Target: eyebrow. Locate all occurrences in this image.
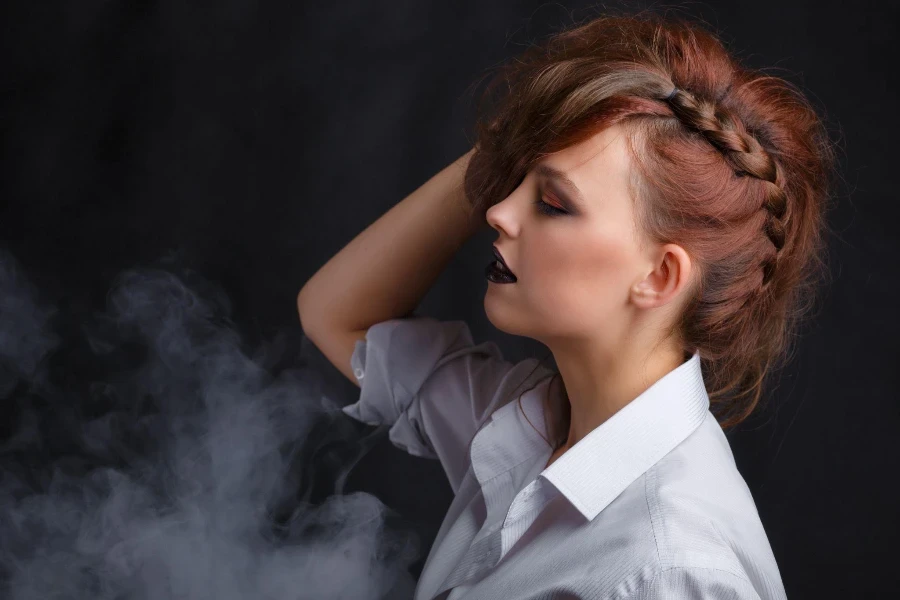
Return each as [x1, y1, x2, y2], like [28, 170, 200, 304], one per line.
[534, 163, 587, 207]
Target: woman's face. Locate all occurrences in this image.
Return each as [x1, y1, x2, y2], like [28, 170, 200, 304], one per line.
[484, 123, 654, 345]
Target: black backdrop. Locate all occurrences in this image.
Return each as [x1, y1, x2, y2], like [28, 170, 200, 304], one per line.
[1, 0, 896, 598]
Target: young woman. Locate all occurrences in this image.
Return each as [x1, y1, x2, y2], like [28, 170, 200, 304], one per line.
[298, 10, 835, 600]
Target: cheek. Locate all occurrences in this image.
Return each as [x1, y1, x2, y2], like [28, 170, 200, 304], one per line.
[533, 237, 633, 315]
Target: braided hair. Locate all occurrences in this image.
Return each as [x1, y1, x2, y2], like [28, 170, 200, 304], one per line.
[463, 9, 838, 437]
[663, 85, 788, 299]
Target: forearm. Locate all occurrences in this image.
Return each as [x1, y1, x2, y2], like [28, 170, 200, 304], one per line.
[297, 147, 483, 334]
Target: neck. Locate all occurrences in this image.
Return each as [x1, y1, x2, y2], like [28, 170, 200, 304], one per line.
[546, 341, 687, 452]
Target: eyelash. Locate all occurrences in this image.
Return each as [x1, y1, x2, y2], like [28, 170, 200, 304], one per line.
[534, 197, 568, 216]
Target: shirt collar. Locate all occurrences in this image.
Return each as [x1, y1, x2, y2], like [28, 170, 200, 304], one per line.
[526, 350, 710, 521]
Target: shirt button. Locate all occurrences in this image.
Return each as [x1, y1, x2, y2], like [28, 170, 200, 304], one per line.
[354, 368, 365, 380]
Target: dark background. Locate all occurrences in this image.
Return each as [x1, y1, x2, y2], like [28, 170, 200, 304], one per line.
[1, 0, 896, 598]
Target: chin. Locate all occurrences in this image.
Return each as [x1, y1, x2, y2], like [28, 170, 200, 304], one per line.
[483, 295, 517, 334]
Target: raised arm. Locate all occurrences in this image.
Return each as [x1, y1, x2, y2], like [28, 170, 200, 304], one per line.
[297, 147, 484, 386]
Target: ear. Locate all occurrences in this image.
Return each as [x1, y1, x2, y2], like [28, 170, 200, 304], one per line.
[631, 243, 692, 308]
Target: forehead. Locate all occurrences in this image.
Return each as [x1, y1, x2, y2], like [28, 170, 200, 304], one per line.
[540, 124, 634, 205]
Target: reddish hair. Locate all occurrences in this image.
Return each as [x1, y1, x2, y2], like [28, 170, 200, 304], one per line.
[462, 8, 838, 443]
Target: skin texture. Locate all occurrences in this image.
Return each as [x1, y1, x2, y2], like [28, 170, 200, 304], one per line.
[483, 123, 696, 463]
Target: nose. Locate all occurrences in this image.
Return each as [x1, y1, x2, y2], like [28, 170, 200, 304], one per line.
[485, 199, 513, 233]
[486, 174, 528, 233]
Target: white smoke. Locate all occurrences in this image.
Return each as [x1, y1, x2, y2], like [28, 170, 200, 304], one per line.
[0, 250, 420, 599]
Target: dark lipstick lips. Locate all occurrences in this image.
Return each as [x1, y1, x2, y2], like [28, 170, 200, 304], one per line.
[492, 246, 515, 275]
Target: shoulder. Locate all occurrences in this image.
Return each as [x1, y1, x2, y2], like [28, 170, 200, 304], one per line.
[520, 414, 785, 599]
[641, 413, 786, 594]
[580, 413, 753, 570]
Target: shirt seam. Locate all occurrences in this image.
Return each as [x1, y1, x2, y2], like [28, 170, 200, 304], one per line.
[644, 464, 663, 567]
[641, 447, 753, 586]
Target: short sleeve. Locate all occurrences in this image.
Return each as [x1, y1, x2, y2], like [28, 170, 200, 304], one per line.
[341, 316, 553, 494]
[626, 567, 763, 600]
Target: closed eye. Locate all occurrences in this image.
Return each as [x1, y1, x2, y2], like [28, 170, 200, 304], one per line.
[534, 197, 568, 216]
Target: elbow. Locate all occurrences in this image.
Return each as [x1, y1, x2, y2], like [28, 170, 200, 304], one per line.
[296, 286, 314, 325]
[296, 286, 306, 311]
[297, 286, 330, 338]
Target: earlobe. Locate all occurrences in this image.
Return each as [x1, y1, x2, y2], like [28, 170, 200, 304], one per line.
[631, 283, 656, 305]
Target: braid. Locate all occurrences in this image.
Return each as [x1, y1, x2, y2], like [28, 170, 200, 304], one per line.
[662, 86, 788, 294]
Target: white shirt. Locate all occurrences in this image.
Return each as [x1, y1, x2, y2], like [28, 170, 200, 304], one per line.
[341, 316, 787, 600]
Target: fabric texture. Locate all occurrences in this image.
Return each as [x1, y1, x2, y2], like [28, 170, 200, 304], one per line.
[341, 316, 787, 600]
